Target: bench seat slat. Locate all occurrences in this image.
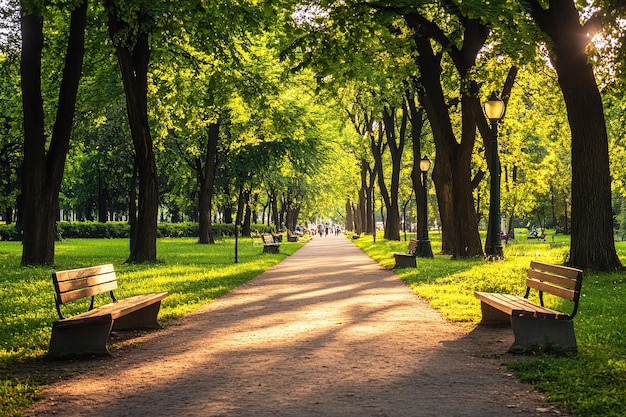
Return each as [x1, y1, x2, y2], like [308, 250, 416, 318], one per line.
[55, 293, 169, 327]
[474, 291, 570, 320]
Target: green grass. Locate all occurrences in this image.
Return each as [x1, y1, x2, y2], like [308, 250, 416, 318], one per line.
[0, 235, 304, 417]
[3, 231, 626, 416]
[354, 230, 626, 417]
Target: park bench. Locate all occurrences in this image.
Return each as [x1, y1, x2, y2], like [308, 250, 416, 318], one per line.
[48, 264, 168, 358]
[262, 234, 281, 253]
[474, 261, 583, 352]
[393, 239, 419, 268]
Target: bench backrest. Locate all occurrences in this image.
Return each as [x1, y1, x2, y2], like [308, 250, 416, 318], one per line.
[525, 261, 583, 318]
[52, 264, 118, 319]
[263, 234, 274, 244]
[408, 239, 419, 253]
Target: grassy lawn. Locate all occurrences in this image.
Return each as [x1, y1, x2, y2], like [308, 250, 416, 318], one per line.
[354, 230, 626, 417]
[2, 231, 625, 416]
[0, 235, 304, 417]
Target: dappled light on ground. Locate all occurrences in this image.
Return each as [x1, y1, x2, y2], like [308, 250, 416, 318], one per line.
[26, 236, 568, 417]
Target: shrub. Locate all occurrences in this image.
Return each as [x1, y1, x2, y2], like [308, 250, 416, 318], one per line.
[0, 224, 19, 241]
[0, 221, 278, 240]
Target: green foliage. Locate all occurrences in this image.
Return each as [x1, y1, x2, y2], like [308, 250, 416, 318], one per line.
[354, 232, 626, 417]
[0, 224, 20, 241]
[0, 222, 278, 241]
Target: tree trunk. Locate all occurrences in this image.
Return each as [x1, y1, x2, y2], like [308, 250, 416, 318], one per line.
[106, 1, 158, 263]
[405, 13, 485, 258]
[242, 190, 251, 236]
[370, 128, 397, 239]
[198, 122, 219, 244]
[407, 94, 426, 242]
[365, 164, 375, 234]
[345, 199, 354, 231]
[271, 189, 279, 229]
[381, 105, 406, 241]
[357, 159, 367, 234]
[528, 0, 621, 271]
[20, 2, 87, 265]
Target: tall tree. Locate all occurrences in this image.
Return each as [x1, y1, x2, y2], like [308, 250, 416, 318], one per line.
[404, 11, 487, 257]
[20, 0, 87, 265]
[525, 0, 621, 271]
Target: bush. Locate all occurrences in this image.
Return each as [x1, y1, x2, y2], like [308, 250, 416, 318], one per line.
[0, 221, 278, 240]
[0, 224, 19, 241]
[58, 222, 130, 239]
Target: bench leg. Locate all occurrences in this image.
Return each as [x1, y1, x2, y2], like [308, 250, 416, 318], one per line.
[263, 245, 279, 254]
[393, 254, 416, 269]
[509, 316, 577, 353]
[48, 316, 113, 359]
[478, 301, 512, 325]
[112, 301, 164, 330]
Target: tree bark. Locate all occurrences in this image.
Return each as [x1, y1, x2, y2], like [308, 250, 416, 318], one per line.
[365, 163, 375, 234]
[345, 199, 354, 231]
[20, 1, 87, 265]
[405, 12, 486, 258]
[369, 127, 390, 240]
[381, 105, 406, 241]
[407, 94, 426, 241]
[357, 159, 367, 234]
[408, 21, 477, 257]
[527, 0, 621, 271]
[105, 1, 158, 263]
[198, 122, 220, 244]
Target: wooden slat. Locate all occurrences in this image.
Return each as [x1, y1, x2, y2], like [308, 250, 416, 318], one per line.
[58, 293, 169, 326]
[408, 239, 418, 251]
[526, 278, 576, 301]
[474, 292, 570, 320]
[53, 264, 115, 282]
[58, 281, 118, 304]
[529, 261, 582, 280]
[55, 271, 117, 293]
[527, 269, 577, 289]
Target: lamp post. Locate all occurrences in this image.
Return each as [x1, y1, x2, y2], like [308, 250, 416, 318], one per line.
[416, 155, 433, 258]
[484, 91, 506, 259]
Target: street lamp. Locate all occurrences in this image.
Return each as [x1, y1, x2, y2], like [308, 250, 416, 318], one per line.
[416, 155, 433, 258]
[484, 91, 505, 259]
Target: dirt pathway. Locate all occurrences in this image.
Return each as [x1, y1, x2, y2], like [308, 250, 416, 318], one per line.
[25, 235, 570, 416]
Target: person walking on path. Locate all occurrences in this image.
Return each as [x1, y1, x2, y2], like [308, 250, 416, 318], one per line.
[26, 236, 567, 417]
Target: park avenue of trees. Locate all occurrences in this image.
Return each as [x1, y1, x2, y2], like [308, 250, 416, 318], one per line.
[2, 0, 626, 271]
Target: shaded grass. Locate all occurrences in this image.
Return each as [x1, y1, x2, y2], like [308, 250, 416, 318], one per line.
[0, 236, 304, 416]
[353, 231, 626, 417]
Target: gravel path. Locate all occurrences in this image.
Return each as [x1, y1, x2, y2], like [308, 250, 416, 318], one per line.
[25, 235, 570, 416]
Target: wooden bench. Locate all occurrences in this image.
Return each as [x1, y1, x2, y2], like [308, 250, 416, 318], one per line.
[48, 264, 168, 358]
[393, 239, 419, 268]
[474, 261, 583, 352]
[262, 234, 280, 253]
